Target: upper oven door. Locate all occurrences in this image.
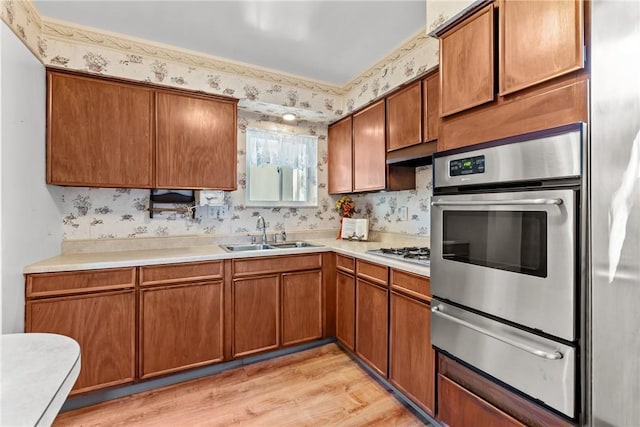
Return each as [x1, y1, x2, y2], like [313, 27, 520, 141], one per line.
[431, 188, 577, 341]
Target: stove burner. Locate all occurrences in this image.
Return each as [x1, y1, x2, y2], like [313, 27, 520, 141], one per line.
[369, 246, 431, 266]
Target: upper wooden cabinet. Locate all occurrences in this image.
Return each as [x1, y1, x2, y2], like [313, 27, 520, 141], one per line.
[353, 100, 386, 192]
[436, 0, 588, 151]
[328, 116, 353, 194]
[47, 71, 154, 188]
[499, 0, 584, 96]
[386, 82, 422, 151]
[328, 100, 415, 195]
[47, 69, 238, 190]
[439, 5, 495, 117]
[438, 0, 585, 115]
[155, 91, 237, 190]
[422, 72, 440, 143]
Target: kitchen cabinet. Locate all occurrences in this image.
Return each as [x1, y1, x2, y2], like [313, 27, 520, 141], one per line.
[231, 253, 323, 357]
[499, 0, 584, 96]
[328, 116, 353, 194]
[437, 353, 574, 427]
[281, 270, 323, 346]
[155, 90, 237, 190]
[328, 102, 414, 195]
[438, 374, 525, 427]
[335, 254, 356, 350]
[422, 72, 440, 143]
[46, 69, 238, 190]
[389, 269, 434, 415]
[353, 100, 387, 191]
[25, 268, 136, 394]
[47, 71, 154, 188]
[435, 0, 587, 152]
[385, 70, 440, 154]
[233, 275, 280, 357]
[439, 4, 495, 117]
[355, 260, 388, 377]
[138, 261, 224, 379]
[386, 82, 422, 151]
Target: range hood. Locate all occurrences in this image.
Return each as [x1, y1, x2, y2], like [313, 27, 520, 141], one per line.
[386, 141, 437, 167]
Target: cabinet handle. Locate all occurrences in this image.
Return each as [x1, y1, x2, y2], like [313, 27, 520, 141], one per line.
[432, 305, 563, 360]
[431, 198, 563, 207]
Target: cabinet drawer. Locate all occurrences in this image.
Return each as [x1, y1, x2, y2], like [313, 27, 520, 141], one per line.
[233, 254, 322, 277]
[140, 261, 223, 286]
[390, 269, 430, 301]
[356, 259, 388, 286]
[438, 374, 525, 427]
[336, 254, 355, 274]
[26, 268, 136, 298]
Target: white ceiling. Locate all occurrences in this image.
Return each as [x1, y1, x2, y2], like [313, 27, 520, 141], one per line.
[33, 1, 427, 86]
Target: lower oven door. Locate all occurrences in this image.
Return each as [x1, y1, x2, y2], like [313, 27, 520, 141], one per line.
[431, 300, 576, 418]
[430, 188, 577, 341]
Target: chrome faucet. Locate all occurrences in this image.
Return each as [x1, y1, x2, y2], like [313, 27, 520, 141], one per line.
[256, 215, 267, 244]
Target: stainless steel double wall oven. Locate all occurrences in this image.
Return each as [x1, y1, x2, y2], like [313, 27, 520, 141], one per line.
[430, 123, 587, 421]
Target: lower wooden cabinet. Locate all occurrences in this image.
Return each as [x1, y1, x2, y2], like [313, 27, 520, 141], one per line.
[232, 275, 280, 357]
[355, 278, 388, 376]
[438, 374, 525, 427]
[281, 270, 323, 346]
[389, 291, 435, 415]
[26, 290, 135, 394]
[335, 270, 356, 350]
[139, 281, 224, 379]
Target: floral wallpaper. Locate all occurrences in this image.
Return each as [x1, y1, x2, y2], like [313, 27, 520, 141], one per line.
[2, 0, 441, 240]
[57, 110, 433, 240]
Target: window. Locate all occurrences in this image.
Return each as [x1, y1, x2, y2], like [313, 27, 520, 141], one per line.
[246, 128, 318, 207]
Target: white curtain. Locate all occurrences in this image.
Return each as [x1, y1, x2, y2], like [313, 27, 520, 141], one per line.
[247, 128, 317, 169]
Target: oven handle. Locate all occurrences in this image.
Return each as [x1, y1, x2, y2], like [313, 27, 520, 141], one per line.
[432, 305, 564, 360]
[431, 198, 563, 207]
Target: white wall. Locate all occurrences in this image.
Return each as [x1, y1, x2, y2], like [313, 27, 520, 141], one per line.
[1, 22, 63, 333]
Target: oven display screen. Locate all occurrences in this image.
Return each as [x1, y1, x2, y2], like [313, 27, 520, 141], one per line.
[450, 155, 485, 176]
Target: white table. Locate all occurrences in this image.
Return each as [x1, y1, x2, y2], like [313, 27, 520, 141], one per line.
[1, 333, 80, 426]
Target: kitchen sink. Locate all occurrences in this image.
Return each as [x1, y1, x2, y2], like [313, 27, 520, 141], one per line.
[268, 241, 321, 249]
[220, 244, 273, 252]
[220, 241, 322, 252]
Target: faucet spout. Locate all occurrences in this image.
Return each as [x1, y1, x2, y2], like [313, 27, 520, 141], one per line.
[256, 215, 267, 244]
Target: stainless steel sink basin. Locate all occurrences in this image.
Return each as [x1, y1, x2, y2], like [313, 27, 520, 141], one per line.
[220, 244, 273, 252]
[220, 241, 322, 252]
[268, 241, 321, 249]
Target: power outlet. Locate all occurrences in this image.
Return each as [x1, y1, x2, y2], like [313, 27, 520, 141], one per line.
[398, 206, 408, 221]
[208, 205, 227, 219]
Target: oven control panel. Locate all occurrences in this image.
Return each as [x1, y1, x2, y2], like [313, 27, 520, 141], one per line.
[449, 155, 485, 176]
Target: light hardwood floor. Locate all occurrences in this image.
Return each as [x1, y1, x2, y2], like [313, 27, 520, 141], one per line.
[54, 343, 427, 427]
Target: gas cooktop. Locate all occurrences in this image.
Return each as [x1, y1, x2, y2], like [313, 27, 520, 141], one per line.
[366, 246, 431, 267]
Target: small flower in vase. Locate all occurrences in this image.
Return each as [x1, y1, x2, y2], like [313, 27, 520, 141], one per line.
[335, 196, 355, 239]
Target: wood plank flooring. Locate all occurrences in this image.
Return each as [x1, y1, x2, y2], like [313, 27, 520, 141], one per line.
[54, 343, 427, 427]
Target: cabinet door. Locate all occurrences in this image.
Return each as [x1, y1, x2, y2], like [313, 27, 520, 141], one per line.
[440, 5, 495, 117]
[233, 275, 279, 357]
[328, 116, 353, 194]
[438, 375, 526, 427]
[355, 278, 388, 376]
[47, 71, 154, 187]
[422, 72, 440, 143]
[281, 270, 322, 346]
[139, 281, 224, 379]
[387, 82, 422, 151]
[353, 100, 386, 192]
[499, 0, 584, 95]
[156, 91, 237, 190]
[336, 270, 356, 350]
[26, 290, 135, 394]
[389, 292, 435, 415]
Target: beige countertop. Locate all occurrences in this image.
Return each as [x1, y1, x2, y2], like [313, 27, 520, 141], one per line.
[24, 231, 430, 277]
